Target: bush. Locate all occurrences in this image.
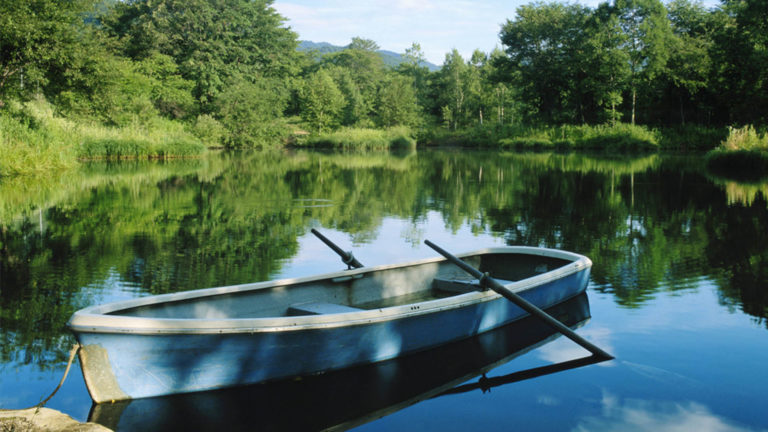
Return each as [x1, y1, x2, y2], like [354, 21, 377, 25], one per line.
[1, 97, 205, 176]
[425, 122, 659, 152]
[718, 125, 768, 151]
[76, 117, 205, 159]
[0, 112, 76, 177]
[659, 125, 727, 151]
[303, 126, 416, 150]
[576, 123, 660, 151]
[499, 137, 553, 150]
[191, 114, 226, 147]
[705, 126, 768, 180]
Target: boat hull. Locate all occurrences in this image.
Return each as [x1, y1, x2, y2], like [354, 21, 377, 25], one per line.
[70, 247, 592, 402]
[89, 294, 593, 431]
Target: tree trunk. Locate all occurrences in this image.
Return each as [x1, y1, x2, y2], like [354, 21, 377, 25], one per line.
[631, 88, 636, 125]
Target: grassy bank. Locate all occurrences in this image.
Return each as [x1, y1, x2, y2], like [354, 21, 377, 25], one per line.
[706, 126, 768, 180]
[298, 126, 417, 150]
[424, 123, 662, 152]
[423, 123, 735, 152]
[1, 97, 206, 177]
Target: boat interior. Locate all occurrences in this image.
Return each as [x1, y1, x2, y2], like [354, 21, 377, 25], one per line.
[108, 252, 573, 320]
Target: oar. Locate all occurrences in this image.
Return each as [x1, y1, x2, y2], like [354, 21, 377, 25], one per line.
[424, 240, 613, 359]
[311, 228, 364, 269]
[437, 354, 608, 397]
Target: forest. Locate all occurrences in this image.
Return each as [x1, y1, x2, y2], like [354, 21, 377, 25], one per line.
[1, 0, 767, 176]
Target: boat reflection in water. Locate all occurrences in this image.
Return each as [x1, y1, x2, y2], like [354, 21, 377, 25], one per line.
[90, 293, 602, 431]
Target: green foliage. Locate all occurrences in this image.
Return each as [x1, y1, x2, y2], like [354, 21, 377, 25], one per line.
[500, 2, 595, 124]
[575, 123, 660, 150]
[76, 119, 205, 159]
[397, 43, 434, 114]
[718, 126, 768, 152]
[0, 101, 76, 177]
[706, 126, 768, 180]
[615, 0, 674, 124]
[0, 0, 92, 106]
[318, 38, 386, 125]
[106, 0, 300, 110]
[298, 69, 345, 132]
[214, 77, 289, 147]
[659, 124, 726, 150]
[134, 53, 197, 119]
[376, 75, 421, 128]
[436, 49, 469, 130]
[433, 122, 660, 152]
[493, 0, 768, 127]
[191, 114, 226, 147]
[0, 97, 205, 173]
[302, 126, 416, 150]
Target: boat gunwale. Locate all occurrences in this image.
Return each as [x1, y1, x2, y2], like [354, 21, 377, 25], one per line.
[68, 246, 592, 335]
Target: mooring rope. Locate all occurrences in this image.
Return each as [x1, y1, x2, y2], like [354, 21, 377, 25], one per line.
[28, 343, 81, 409]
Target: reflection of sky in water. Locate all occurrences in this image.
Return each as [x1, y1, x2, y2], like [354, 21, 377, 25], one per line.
[4, 212, 768, 429]
[576, 397, 751, 432]
[354, 276, 768, 431]
[275, 211, 506, 280]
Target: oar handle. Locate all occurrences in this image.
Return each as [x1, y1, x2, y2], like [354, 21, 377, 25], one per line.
[424, 240, 613, 359]
[311, 229, 364, 269]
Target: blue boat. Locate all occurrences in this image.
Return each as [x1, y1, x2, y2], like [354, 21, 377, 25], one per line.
[88, 294, 594, 431]
[68, 246, 592, 403]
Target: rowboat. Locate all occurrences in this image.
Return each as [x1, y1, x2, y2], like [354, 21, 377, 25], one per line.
[89, 294, 596, 431]
[68, 244, 593, 403]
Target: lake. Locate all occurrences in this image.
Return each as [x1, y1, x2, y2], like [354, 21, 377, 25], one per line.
[1, 149, 767, 431]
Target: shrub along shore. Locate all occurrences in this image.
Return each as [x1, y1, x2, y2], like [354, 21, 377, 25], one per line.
[706, 126, 768, 180]
[1, 98, 206, 177]
[2, 96, 764, 179]
[3, 1, 766, 180]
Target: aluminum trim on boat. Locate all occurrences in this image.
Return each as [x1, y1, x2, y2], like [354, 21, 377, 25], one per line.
[68, 247, 591, 335]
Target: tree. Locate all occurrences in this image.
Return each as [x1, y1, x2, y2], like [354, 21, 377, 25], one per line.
[465, 50, 488, 125]
[0, 0, 92, 106]
[377, 74, 420, 127]
[664, 0, 711, 124]
[438, 49, 468, 130]
[215, 76, 289, 146]
[709, 0, 768, 123]
[587, 3, 631, 124]
[499, 2, 593, 123]
[614, 0, 674, 124]
[105, 0, 300, 111]
[397, 43, 433, 115]
[298, 69, 345, 132]
[321, 37, 385, 125]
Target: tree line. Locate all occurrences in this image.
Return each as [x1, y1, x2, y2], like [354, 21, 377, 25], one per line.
[1, 0, 766, 149]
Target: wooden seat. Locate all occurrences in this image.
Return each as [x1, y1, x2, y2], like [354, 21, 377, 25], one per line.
[287, 302, 364, 316]
[433, 277, 513, 294]
[432, 278, 483, 294]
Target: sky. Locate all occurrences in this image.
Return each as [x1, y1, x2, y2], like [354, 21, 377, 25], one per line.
[272, 0, 721, 66]
[272, 0, 546, 65]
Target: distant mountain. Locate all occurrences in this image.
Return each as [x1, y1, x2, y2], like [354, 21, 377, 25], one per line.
[298, 41, 440, 71]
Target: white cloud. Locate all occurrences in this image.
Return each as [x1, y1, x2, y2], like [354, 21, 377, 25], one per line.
[574, 394, 753, 432]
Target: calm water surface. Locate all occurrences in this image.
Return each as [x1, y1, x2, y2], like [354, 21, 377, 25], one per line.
[1, 150, 767, 431]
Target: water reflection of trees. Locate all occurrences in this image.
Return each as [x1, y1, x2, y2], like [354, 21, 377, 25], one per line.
[2, 150, 768, 368]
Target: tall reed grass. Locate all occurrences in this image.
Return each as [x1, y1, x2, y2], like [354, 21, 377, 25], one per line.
[0, 101, 77, 177]
[706, 126, 768, 179]
[1, 97, 206, 177]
